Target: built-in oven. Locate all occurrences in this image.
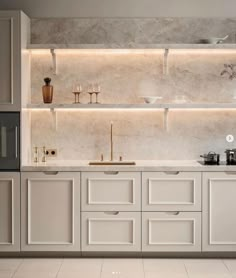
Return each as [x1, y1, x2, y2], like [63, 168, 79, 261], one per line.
[0, 112, 20, 171]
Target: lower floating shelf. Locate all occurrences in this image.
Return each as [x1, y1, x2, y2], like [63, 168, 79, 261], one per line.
[26, 103, 236, 110]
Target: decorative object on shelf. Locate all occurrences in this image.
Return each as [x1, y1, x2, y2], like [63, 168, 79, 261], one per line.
[174, 95, 188, 104]
[42, 77, 53, 103]
[33, 146, 39, 163]
[221, 64, 236, 80]
[72, 84, 82, 104]
[198, 35, 229, 44]
[139, 96, 162, 104]
[42, 146, 47, 163]
[87, 83, 101, 104]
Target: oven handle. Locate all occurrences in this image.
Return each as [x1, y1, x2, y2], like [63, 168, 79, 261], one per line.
[15, 126, 18, 158]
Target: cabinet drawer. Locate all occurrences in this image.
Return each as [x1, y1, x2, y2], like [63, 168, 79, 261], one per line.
[142, 172, 201, 211]
[142, 212, 201, 252]
[81, 172, 141, 211]
[82, 212, 141, 252]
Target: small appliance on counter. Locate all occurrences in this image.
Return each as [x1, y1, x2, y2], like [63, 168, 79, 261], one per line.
[200, 152, 220, 165]
[0, 112, 20, 171]
[225, 149, 236, 165]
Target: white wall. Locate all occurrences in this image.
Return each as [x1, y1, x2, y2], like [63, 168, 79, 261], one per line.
[0, 0, 235, 17]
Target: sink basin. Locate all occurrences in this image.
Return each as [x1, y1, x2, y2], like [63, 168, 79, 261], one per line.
[89, 161, 136, 166]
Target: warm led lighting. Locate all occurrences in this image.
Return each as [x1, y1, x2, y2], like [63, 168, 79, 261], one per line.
[169, 49, 236, 55]
[30, 49, 164, 55]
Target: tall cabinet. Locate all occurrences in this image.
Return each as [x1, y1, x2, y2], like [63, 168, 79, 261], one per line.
[0, 10, 30, 252]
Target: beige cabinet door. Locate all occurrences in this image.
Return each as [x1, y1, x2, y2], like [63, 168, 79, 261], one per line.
[81, 172, 141, 211]
[142, 212, 201, 252]
[142, 172, 201, 211]
[0, 11, 21, 111]
[21, 172, 80, 251]
[82, 212, 141, 252]
[203, 172, 236, 252]
[0, 172, 20, 252]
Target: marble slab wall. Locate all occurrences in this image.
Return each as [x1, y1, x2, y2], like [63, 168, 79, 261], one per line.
[30, 18, 236, 161]
[31, 17, 236, 44]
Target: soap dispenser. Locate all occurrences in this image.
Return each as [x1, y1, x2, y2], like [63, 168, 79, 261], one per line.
[42, 77, 53, 103]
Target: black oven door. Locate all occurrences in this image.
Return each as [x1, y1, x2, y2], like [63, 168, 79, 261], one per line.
[0, 112, 20, 171]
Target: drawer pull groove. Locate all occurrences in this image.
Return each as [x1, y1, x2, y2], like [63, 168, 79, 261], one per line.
[164, 171, 180, 175]
[165, 211, 180, 216]
[225, 171, 236, 175]
[104, 171, 119, 175]
[43, 171, 59, 175]
[104, 211, 119, 215]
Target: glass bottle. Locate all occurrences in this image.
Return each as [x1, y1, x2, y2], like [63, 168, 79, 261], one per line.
[42, 77, 53, 103]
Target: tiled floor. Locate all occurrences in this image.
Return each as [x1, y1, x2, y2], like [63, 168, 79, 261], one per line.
[0, 258, 236, 278]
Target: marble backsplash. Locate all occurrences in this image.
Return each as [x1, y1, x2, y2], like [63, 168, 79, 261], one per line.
[30, 17, 236, 161]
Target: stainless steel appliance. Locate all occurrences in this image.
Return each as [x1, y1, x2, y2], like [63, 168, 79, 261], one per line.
[0, 113, 20, 170]
[200, 152, 220, 165]
[225, 149, 236, 165]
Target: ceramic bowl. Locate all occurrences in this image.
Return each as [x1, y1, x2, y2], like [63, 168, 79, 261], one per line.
[140, 96, 162, 104]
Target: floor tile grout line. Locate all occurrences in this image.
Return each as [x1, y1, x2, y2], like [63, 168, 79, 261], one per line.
[183, 260, 190, 278]
[11, 259, 24, 278]
[222, 258, 233, 276]
[55, 258, 64, 278]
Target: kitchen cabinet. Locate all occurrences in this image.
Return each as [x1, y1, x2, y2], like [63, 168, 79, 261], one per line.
[142, 172, 201, 211]
[203, 172, 236, 252]
[21, 172, 80, 251]
[0, 172, 20, 252]
[142, 212, 201, 252]
[0, 11, 29, 111]
[81, 172, 141, 211]
[81, 211, 141, 252]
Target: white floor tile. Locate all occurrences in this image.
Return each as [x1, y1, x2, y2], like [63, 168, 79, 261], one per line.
[57, 272, 101, 278]
[13, 273, 56, 278]
[143, 259, 186, 275]
[59, 258, 102, 273]
[224, 260, 236, 274]
[0, 259, 22, 272]
[101, 272, 144, 278]
[145, 273, 188, 278]
[102, 259, 143, 273]
[16, 259, 62, 274]
[0, 271, 14, 278]
[185, 260, 230, 276]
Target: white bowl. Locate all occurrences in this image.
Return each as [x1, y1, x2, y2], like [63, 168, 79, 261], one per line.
[140, 96, 162, 104]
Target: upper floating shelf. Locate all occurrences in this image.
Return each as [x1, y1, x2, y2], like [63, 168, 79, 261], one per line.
[28, 43, 236, 50]
[26, 103, 236, 110]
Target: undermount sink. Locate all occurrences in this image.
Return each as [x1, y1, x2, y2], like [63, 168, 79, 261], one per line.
[89, 161, 136, 166]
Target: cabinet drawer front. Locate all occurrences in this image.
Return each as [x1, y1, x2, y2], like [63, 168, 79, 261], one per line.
[142, 212, 201, 252]
[142, 172, 201, 211]
[82, 212, 141, 252]
[0, 172, 20, 252]
[21, 172, 80, 252]
[81, 172, 141, 211]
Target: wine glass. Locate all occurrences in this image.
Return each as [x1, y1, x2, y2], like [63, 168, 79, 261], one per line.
[72, 84, 82, 104]
[93, 83, 101, 104]
[87, 84, 94, 104]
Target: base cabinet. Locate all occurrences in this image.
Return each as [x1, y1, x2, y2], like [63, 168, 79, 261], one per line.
[21, 172, 80, 251]
[82, 212, 141, 252]
[142, 212, 201, 252]
[0, 172, 20, 252]
[203, 172, 236, 252]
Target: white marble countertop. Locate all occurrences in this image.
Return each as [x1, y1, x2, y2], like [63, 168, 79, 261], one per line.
[21, 160, 236, 172]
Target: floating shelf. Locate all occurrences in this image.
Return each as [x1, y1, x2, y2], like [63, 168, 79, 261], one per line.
[26, 103, 236, 110]
[28, 43, 236, 50]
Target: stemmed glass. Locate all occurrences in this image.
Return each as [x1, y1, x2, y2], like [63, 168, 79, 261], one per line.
[87, 84, 94, 104]
[93, 83, 101, 104]
[72, 84, 82, 104]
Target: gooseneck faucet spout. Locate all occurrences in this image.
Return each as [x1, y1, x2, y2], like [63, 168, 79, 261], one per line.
[110, 122, 113, 161]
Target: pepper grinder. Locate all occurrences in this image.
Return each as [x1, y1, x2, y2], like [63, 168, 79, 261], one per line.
[42, 146, 47, 163]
